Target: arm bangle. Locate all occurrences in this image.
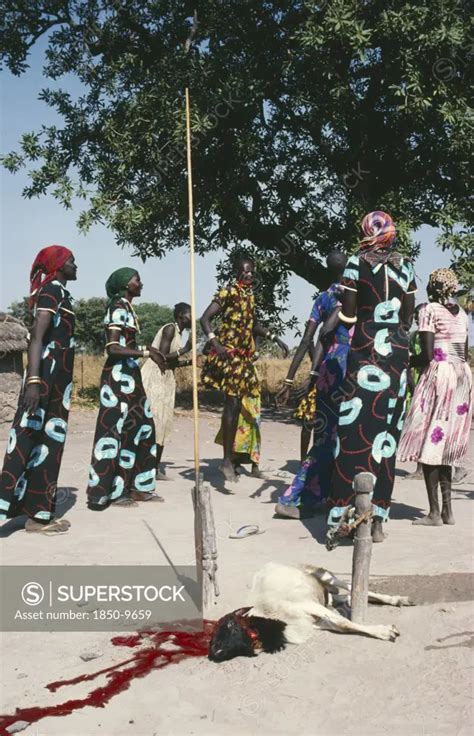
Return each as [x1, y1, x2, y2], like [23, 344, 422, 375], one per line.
[105, 341, 121, 348]
[142, 350, 150, 358]
[339, 312, 357, 324]
[310, 370, 320, 377]
[284, 378, 294, 385]
[207, 332, 216, 340]
[26, 377, 42, 385]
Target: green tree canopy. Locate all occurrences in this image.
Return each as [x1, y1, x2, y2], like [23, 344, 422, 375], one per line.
[134, 302, 174, 346]
[2, 1, 473, 321]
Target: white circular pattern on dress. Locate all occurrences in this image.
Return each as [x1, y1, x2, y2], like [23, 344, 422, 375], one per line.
[374, 297, 401, 324]
[26, 444, 49, 469]
[110, 476, 125, 500]
[45, 417, 68, 443]
[372, 432, 397, 463]
[63, 382, 73, 410]
[14, 473, 27, 500]
[94, 437, 119, 461]
[374, 328, 392, 357]
[88, 468, 100, 487]
[134, 470, 156, 493]
[398, 369, 408, 397]
[112, 364, 123, 383]
[357, 365, 391, 392]
[100, 384, 119, 407]
[7, 428, 17, 454]
[20, 408, 45, 431]
[133, 424, 153, 446]
[116, 402, 129, 433]
[119, 449, 136, 469]
[338, 397, 363, 425]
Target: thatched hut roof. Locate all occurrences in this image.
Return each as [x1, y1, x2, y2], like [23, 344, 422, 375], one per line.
[0, 312, 28, 353]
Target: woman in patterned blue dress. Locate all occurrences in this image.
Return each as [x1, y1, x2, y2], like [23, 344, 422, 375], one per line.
[0, 245, 77, 534]
[87, 268, 165, 510]
[275, 279, 352, 519]
[327, 212, 416, 543]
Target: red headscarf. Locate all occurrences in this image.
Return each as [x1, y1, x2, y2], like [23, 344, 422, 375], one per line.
[29, 245, 73, 309]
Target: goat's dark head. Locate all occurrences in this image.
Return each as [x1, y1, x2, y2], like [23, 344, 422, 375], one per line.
[208, 607, 287, 662]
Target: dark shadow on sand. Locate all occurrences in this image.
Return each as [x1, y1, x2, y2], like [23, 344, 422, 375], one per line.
[387, 500, 425, 520]
[0, 487, 78, 538]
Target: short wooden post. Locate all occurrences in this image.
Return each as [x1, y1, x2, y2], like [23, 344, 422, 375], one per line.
[351, 472, 373, 623]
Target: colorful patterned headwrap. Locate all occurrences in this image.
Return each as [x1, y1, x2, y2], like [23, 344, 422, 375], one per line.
[360, 211, 396, 250]
[29, 245, 73, 309]
[428, 268, 459, 304]
[105, 267, 138, 303]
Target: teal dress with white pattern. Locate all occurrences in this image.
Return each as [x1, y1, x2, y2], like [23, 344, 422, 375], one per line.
[327, 253, 417, 524]
[0, 280, 75, 522]
[86, 297, 157, 509]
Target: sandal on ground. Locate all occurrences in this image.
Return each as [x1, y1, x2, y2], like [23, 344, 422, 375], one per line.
[25, 518, 70, 535]
[110, 497, 139, 508]
[134, 493, 165, 503]
[229, 524, 265, 539]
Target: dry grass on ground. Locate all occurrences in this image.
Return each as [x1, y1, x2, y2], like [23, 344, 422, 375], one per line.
[72, 354, 310, 407]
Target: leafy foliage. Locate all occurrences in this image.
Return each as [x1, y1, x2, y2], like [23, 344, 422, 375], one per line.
[2, 0, 473, 324]
[134, 302, 174, 347]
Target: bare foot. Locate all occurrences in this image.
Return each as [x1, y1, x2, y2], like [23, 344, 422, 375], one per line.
[413, 514, 443, 526]
[251, 466, 269, 480]
[221, 459, 239, 483]
[441, 511, 455, 525]
[371, 519, 386, 543]
[274, 503, 300, 519]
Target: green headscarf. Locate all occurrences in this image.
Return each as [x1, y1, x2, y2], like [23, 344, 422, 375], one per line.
[105, 267, 138, 303]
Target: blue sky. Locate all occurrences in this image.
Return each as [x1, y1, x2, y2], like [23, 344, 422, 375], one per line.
[0, 40, 453, 344]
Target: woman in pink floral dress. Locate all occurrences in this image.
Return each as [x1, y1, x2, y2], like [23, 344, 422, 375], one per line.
[398, 269, 472, 526]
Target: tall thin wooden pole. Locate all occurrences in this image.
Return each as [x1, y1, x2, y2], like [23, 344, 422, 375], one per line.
[185, 88, 219, 608]
[185, 87, 200, 484]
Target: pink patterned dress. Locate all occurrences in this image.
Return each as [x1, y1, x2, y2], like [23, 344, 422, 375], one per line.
[398, 303, 472, 465]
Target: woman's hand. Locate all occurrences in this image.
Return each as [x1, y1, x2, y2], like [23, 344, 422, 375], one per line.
[275, 384, 291, 406]
[210, 338, 228, 358]
[293, 377, 313, 403]
[22, 384, 41, 414]
[149, 347, 166, 372]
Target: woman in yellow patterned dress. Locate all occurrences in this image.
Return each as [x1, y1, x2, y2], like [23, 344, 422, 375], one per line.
[201, 256, 288, 482]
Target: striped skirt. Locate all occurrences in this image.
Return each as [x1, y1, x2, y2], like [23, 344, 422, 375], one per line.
[398, 357, 472, 466]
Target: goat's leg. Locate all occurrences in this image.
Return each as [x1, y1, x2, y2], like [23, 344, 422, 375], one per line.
[304, 567, 413, 608]
[306, 602, 400, 642]
[367, 591, 414, 607]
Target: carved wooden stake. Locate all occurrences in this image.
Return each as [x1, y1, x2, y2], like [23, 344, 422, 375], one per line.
[192, 476, 219, 609]
[351, 472, 373, 623]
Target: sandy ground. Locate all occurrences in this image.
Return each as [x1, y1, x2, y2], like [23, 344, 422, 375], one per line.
[0, 408, 473, 736]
